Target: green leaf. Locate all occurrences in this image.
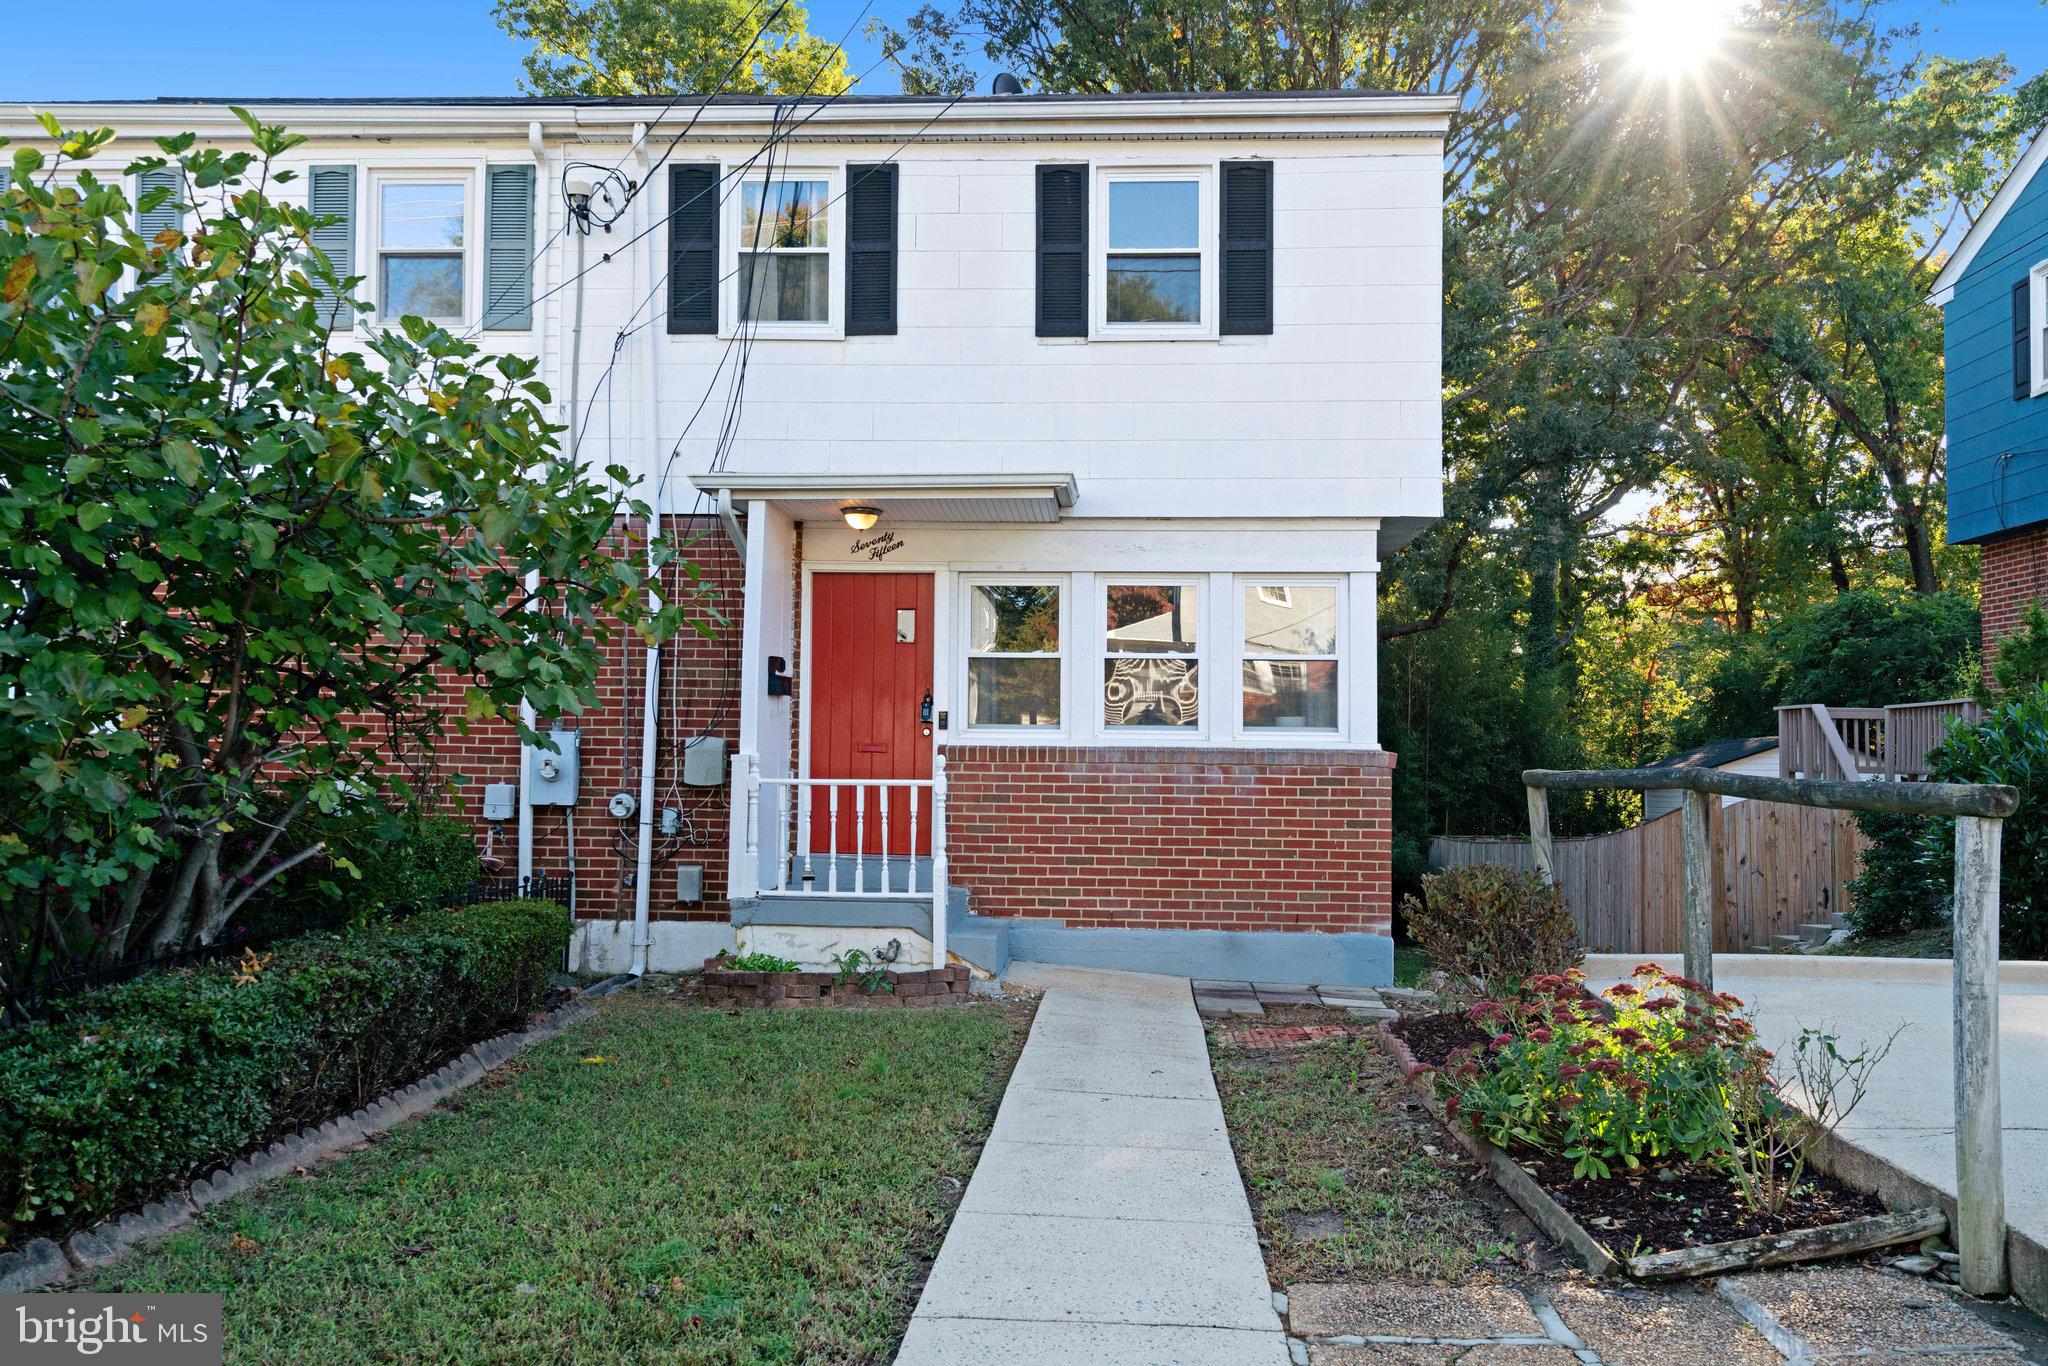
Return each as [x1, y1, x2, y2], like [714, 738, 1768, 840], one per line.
[162, 440, 202, 486]
[76, 503, 111, 532]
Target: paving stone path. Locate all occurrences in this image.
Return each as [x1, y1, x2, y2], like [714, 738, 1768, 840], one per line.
[1193, 978, 1410, 1020]
[1282, 1264, 2048, 1363]
[896, 964, 1291, 1364]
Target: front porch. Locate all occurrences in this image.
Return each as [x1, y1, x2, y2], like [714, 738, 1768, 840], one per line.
[698, 471, 1401, 987]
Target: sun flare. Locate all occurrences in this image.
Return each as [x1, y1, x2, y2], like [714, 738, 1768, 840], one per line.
[1625, 0, 1738, 77]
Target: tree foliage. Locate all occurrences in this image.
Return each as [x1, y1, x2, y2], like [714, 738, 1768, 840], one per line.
[494, 0, 853, 97]
[0, 114, 695, 996]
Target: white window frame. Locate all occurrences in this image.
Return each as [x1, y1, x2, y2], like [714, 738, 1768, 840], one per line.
[722, 164, 843, 340]
[958, 575, 1070, 738]
[2031, 260, 2048, 398]
[1234, 577, 1345, 738]
[1091, 164, 1216, 342]
[365, 167, 480, 329]
[1099, 576, 1209, 737]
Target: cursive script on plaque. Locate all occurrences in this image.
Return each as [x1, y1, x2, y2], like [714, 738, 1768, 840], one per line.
[851, 531, 905, 561]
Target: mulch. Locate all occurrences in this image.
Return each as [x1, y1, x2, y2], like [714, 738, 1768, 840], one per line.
[1515, 1152, 1888, 1253]
[1387, 1008, 1890, 1254]
[1388, 1008, 1488, 1065]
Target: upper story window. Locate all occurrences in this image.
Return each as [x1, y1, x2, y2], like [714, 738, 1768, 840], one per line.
[740, 178, 829, 323]
[727, 169, 842, 337]
[1094, 168, 1214, 339]
[1104, 581, 1200, 729]
[2030, 261, 2048, 398]
[375, 178, 467, 324]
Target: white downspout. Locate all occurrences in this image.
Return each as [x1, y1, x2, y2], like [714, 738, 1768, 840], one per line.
[629, 121, 661, 976]
[516, 124, 549, 896]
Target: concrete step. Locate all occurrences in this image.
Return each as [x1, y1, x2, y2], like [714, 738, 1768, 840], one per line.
[1771, 934, 1808, 952]
[1799, 923, 1837, 946]
[946, 891, 1015, 979]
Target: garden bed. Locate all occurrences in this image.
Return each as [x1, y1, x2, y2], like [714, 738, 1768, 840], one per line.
[692, 961, 974, 1008]
[1380, 990, 1943, 1282]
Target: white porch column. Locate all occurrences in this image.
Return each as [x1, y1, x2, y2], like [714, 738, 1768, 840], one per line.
[731, 500, 797, 897]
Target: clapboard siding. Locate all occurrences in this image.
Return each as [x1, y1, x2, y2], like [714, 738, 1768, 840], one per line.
[1945, 144, 2048, 544]
[1432, 802, 1867, 953]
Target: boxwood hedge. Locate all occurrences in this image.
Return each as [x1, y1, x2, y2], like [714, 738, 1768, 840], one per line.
[0, 899, 569, 1241]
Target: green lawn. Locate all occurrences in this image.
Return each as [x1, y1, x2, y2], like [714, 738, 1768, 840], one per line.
[84, 991, 1030, 1364]
[1208, 1009, 1511, 1283]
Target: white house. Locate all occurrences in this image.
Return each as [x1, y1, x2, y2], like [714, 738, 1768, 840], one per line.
[7, 89, 1453, 986]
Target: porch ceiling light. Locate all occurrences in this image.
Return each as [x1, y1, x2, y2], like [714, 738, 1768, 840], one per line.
[840, 505, 882, 531]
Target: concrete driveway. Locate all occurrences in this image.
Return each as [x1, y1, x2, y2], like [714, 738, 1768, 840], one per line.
[1585, 953, 2048, 1270]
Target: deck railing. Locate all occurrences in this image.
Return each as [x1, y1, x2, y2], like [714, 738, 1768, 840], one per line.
[1776, 699, 1982, 782]
[729, 753, 949, 964]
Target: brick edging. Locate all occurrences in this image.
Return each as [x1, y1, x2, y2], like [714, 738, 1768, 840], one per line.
[0, 992, 605, 1292]
[695, 963, 973, 1008]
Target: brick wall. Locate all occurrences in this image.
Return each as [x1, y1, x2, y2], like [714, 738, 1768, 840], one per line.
[940, 745, 1396, 936]
[422, 515, 742, 927]
[1982, 524, 2048, 683]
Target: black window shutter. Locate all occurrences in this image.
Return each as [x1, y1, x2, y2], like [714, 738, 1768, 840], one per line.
[1220, 160, 1274, 336]
[2017, 280, 2034, 400]
[1036, 165, 1088, 338]
[845, 163, 898, 336]
[668, 164, 719, 335]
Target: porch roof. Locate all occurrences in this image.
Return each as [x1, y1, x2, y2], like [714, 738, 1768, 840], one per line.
[688, 472, 1078, 524]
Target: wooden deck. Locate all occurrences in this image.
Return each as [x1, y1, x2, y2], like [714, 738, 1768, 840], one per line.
[1776, 700, 1980, 782]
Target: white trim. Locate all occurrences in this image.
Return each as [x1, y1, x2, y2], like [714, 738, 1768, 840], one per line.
[1091, 163, 1217, 341]
[721, 162, 843, 340]
[957, 575, 1071, 739]
[690, 471, 1079, 507]
[1929, 125, 2048, 308]
[2032, 260, 2048, 399]
[362, 163, 483, 329]
[1232, 575, 1345, 739]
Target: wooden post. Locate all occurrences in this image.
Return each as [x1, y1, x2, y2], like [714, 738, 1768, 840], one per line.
[1680, 789, 1714, 991]
[1952, 814, 2007, 1296]
[1526, 785, 1554, 883]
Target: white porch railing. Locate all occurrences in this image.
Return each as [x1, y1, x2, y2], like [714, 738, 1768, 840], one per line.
[729, 752, 949, 966]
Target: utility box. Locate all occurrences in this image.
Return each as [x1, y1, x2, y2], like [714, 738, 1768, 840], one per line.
[481, 782, 517, 822]
[525, 729, 581, 807]
[682, 736, 728, 788]
[675, 863, 704, 903]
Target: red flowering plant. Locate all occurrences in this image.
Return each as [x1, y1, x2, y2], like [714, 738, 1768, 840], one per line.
[1425, 964, 1768, 1179]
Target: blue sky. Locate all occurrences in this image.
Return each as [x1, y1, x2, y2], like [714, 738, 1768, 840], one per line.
[3, 0, 2043, 102]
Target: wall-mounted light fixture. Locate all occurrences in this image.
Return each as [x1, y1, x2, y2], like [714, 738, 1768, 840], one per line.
[840, 505, 882, 531]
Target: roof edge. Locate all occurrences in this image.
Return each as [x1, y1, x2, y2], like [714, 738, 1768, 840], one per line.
[1929, 122, 2048, 308]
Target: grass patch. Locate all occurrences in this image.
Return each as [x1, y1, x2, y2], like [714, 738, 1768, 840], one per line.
[1208, 1009, 1512, 1284]
[1822, 927, 1953, 958]
[1393, 945, 1433, 987]
[84, 991, 1030, 1364]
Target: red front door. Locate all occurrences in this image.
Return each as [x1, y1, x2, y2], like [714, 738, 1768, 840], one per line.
[807, 572, 934, 855]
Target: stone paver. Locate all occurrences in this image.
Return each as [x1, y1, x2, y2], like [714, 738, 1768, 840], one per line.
[897, 963, 1289, 1365]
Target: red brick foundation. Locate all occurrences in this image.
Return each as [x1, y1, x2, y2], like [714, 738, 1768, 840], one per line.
[1982, 525, 2048, 683]
[940, 745, 1395, 935]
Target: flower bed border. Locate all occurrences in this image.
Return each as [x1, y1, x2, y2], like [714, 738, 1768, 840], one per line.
[1375, 1019, 1945, 1281]
[694, 963, 972, 1008]
[0, 980, 621, 1293]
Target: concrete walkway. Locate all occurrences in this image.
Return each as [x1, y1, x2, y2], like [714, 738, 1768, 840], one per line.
[1587, 954, 2048, 1271]
[896, 964, 1289, 1365]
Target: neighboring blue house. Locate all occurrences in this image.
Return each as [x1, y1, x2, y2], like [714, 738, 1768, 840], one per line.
[1931, 124, 2048, 669]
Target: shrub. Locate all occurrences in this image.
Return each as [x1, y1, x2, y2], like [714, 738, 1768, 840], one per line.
[716, 950, 801, 974]
[1428, 965, 1762, 1179]
[0, 900, 568, 1240]
[1920, 686, 2048, 959]
[1402, 866, 1582, 990]
[1991, 601, 2048, 695]
[1844, 811, 1947, 938]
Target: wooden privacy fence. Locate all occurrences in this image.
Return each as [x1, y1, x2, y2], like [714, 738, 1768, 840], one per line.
[1432, 800, 1867, 954]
